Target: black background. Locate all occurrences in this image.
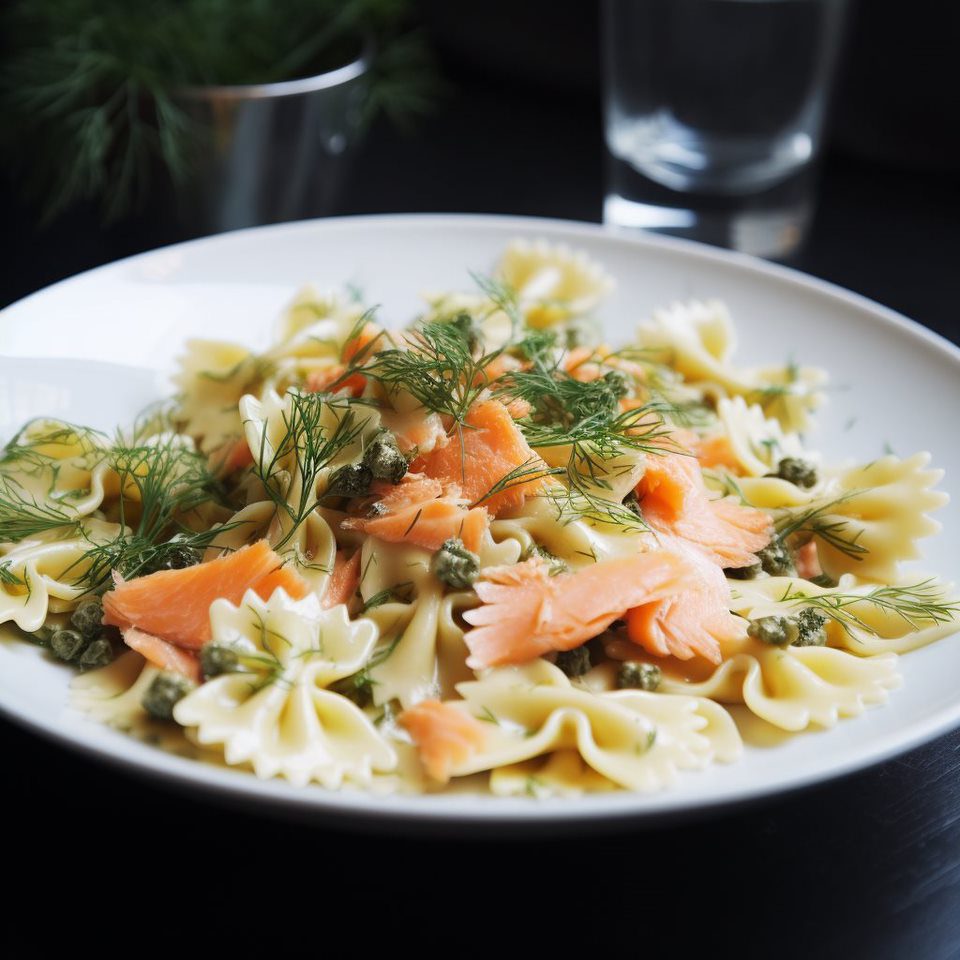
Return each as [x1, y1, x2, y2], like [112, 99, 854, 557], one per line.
[2, 3, 960, 954]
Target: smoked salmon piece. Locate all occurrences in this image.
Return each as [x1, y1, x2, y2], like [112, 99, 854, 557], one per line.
[341, 474, 490, 553]
[626, 539, 746, 663]
[122, 626, 201, 683]
[323, 549, 361, 609]
[398, 700, 487, 782]
[638, 443, 771, 569]
[462, 552, 692, 669]
[795, 540, 822, 581]
[103, 540, 310, 650]
[305, 365, 367, 398]
[695, 435, 742, 473]
[418, 399, 549, 516]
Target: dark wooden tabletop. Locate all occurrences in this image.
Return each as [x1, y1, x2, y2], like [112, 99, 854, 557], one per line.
[2, 64, 959, 958]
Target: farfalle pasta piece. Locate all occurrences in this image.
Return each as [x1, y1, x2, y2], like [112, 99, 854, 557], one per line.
[354, 538, 475, 707]
[489, 750, 619, 798]
[488, 496, 644, 567]
[495, 239, 614, 328]
[659, 639, 901, 731]
[276, 285, 368, 344]
[774, 453, 947, 581]
[0, 520, 125, 630]
[417, 661, 739, 792]
[173, 340, 265, 453]
[0, 418, 119, 523]
[709, 396, 809, 478]
[173, 590, 397, 788]
[635, 300, 826, 432]
[71, 651, 162, 729]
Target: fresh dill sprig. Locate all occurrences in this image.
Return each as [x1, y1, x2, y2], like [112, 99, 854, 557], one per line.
[775, 491, 868, 561]
[509, 329, 558, 365]
[499, 362, 628, 428]
[361, 581, 414, 612]
[250, 391, 366, 549]
[1, 419, 106, 475]
[0, 475, 83, 543]
[469, 271, 522, 332]
[540, 484, 650, 534]
[520, 403, 675, 459]
[71, 526, 236, 590]
[778, 579, 960, 637]
[0, 561, 25, 587]
[470, 457, 564, 508]
[109, 432, 223, 543]
[361, 319, 504, 426]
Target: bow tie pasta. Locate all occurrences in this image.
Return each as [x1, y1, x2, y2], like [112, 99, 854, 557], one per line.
[2, 237, 955, 799]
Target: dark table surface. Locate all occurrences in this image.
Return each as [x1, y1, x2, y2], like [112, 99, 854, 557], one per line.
[2, 72, 959, 956]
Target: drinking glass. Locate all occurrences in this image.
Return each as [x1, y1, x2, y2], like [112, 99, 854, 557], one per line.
[602, 0, 848, 258]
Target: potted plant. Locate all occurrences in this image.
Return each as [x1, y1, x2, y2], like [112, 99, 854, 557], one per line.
[2, 0, 434, 235]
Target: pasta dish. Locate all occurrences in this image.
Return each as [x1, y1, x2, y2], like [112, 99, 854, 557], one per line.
[0, 239, 955, 797]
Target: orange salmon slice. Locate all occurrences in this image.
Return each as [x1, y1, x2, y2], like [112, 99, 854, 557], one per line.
[102, 540, 310, 650]
[342, 474, 489, 553]
[398, 699, 488, 782]
[626, 538, 745, 664]
[323, 549, 361, 609]
[122, 626, 201, 683]
[418, 399, 549, 516]
[462, 551, 693, 669]
[638, 441, 771, 569]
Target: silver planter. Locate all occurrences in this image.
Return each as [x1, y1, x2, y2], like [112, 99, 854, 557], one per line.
[177, 48, 370, 234]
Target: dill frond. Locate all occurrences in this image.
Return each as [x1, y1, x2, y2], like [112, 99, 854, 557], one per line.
[778, 580, 960, 637]
[109, 432, 224, 543]
[469, 271, 523, 331]
[361, 582, 414, 612]
[470, 458, 564, 509]
[0, 475, 83, 543]
[0, 561, 25, 587]
[539, 484, 650, 534]
[1, 420, 106, 474]
[361, 320, 504, 425]
[775, 492, 869, 561]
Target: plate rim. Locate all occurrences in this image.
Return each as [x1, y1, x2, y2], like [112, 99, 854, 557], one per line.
[3, 212, 959, 826]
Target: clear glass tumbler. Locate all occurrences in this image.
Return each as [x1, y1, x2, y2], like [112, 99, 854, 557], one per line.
[602, 0, 848, 258]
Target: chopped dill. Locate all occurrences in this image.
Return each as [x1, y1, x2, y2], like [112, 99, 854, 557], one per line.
[774, 491, 869, 561]
[361, 582, 413, 612]
[470, 457, 564, 509]
[0, 561, 24, 587]
[477, 706, 500, 725]
[333, 628, 404, 706]
[777, 580, 960, 637]
[403, 507, 424, 538]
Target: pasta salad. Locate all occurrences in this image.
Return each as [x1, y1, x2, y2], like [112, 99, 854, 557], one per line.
[1, 239, 955, 797]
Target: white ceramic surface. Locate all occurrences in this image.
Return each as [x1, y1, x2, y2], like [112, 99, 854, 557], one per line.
[2, 214, 958, 827]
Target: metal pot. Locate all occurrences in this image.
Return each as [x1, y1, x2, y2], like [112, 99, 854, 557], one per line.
[177, 46, 370, 235]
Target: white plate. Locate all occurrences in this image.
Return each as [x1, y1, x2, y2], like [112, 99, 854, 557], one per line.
[2, 214, 958, 828]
